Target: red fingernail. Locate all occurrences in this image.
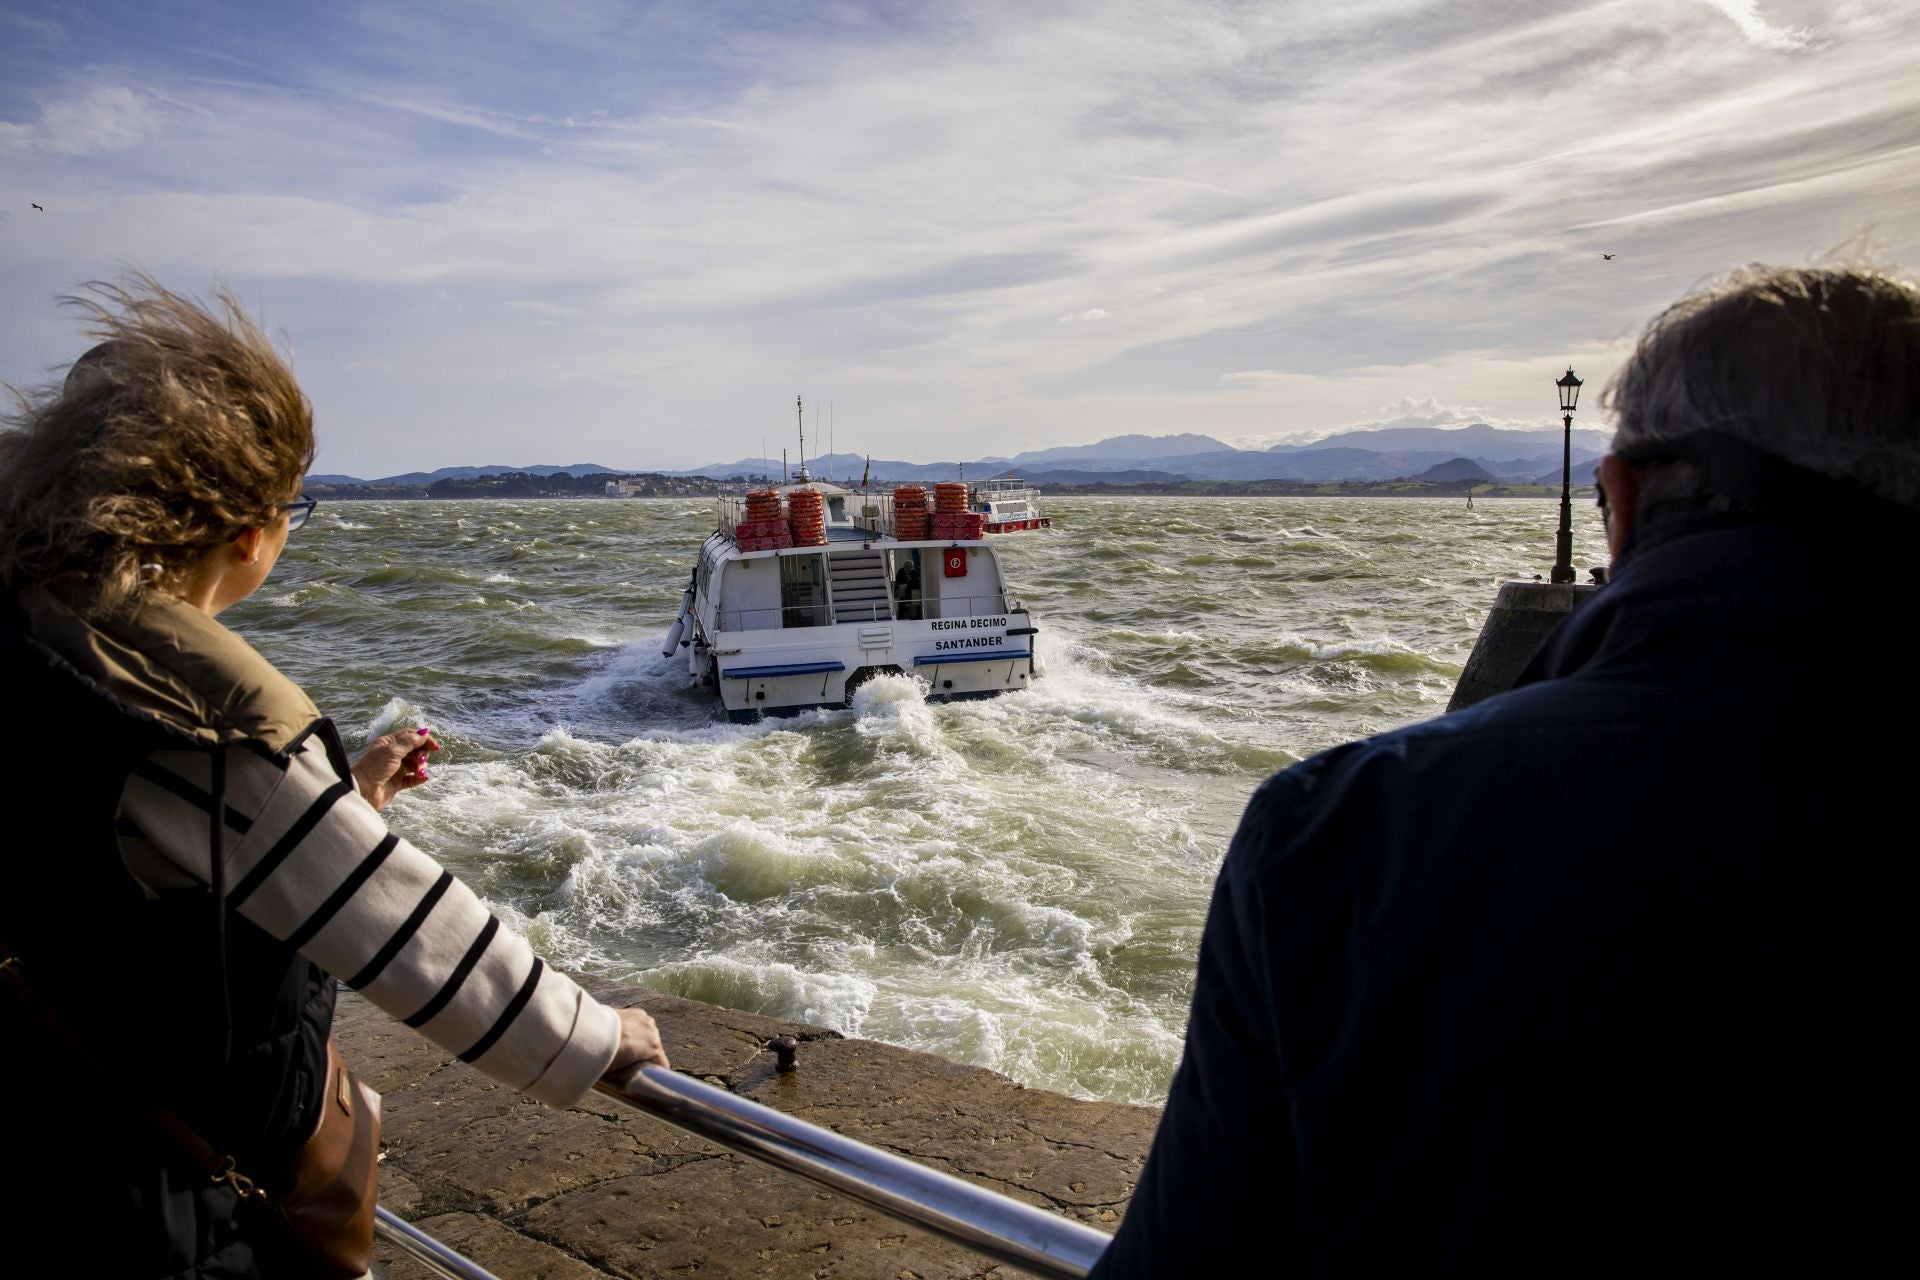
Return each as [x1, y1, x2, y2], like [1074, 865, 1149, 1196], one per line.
[417, 727, 430, 735]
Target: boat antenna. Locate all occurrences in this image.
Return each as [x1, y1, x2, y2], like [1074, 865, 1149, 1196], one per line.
[829, 402, 834, 482]
[794, 395, 811, 484]
[783, 447, 788, 484]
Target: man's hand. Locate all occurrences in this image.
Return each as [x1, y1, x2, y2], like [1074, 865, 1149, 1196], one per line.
[604, 1006, 671, 1088]
[350, 727, 441, 812]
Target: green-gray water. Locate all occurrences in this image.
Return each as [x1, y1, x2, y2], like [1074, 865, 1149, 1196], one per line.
[232, 496, 1608, 1105]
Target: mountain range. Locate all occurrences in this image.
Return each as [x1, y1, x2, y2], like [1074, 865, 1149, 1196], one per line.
[309, 423, 1611, 489]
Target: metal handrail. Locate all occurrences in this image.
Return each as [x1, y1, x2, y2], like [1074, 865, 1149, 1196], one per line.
[372, 1064, 1112, 1280]
[374, 1206, 502, 1280]
[594, 1064, 1113, 1279]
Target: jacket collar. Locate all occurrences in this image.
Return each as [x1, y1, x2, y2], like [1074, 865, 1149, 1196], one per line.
[1519, 513, 1903, 689]
[14, 589, 320, 754]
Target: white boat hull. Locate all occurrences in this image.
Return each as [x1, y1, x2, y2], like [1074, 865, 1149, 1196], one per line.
[697, 612, 1038, 721]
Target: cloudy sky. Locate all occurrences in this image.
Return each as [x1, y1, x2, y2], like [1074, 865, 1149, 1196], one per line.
[3, 1, 1915, 476]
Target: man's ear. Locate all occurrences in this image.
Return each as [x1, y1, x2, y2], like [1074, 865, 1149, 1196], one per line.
[1597, 454, 1645, 565]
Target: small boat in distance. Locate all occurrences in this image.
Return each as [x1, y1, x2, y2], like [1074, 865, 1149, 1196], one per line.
[969, 476, 1051, 532]
[662, 460, 1040, 722]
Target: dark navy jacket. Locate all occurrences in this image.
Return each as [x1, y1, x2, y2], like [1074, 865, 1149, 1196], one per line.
[1092, 513, 1907, 1276]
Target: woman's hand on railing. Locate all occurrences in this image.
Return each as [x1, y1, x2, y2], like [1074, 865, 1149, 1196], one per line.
[604, 1006, 671, 1090]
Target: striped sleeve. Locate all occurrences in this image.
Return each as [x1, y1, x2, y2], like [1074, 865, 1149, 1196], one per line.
[117, 741, 623, 1109]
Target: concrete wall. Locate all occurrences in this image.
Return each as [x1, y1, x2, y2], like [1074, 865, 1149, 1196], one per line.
[1448, 582, 1599, 712]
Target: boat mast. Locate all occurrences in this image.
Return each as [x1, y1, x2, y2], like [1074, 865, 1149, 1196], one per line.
[794, 395, 811, 484]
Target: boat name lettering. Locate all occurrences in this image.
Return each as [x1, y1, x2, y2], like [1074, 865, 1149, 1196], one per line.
[934, 636, 1009, 652]
[930, 617, 1007, 632]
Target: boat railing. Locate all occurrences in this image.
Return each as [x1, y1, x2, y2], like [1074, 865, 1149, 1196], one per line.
[376, 1065, 1111, 1279]
[716, 606, 780, 632]
[918, 591, 1013, 620]
[716, 592, 1015, 632]
[717, 491, 901, 540]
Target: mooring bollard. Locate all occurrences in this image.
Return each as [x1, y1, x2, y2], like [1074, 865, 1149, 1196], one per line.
[769, 1033, 800, 1072]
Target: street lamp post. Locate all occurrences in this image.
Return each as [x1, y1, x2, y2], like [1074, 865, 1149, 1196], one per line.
[1551, 367, 1583, 584]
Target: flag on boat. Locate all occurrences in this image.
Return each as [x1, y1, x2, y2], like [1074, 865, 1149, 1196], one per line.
[861, 454, 871, 488]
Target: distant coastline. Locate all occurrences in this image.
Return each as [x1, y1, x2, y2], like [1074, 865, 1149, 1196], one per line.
[306, 471, 720, 501]
[306, 471, 1592, 501]
[1000, 479, 1588, 499]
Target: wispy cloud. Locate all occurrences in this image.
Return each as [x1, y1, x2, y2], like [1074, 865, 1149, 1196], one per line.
[0, 7, 66, 48]
[1695, 0, 1818, 51]
[0, 84, 167, 155]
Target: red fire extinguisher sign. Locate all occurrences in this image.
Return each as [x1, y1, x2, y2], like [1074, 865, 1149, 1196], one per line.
[944, 549, 967, 577]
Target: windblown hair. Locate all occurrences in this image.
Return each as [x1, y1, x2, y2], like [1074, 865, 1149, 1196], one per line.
[1604, 264, 1920, 508]
[0, 275, 314, 617]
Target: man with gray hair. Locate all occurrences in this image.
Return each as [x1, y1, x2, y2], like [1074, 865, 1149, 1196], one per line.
[1090, 265, 1914, 1277]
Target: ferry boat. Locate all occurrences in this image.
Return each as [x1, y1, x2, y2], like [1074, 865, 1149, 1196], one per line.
[969, 476, 1051, 532]
[662, 471, 1040, 721]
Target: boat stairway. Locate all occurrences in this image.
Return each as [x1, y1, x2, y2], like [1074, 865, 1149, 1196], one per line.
[828, 548, 892, 623]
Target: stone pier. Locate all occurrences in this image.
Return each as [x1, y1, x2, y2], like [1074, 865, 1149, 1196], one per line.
[345, 976, 1152, 1279]
[1448, 581, 1599, 711]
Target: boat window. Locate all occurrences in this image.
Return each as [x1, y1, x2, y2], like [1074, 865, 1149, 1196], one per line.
[779, 553, 827, 628]
[827, 496, 847, 522]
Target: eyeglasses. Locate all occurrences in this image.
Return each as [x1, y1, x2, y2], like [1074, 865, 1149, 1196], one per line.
[278, 496, 318, 533]
[1593, 469, 1610, 528]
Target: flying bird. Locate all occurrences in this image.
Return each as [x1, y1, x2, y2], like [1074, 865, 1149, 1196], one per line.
[1601, 253, 1615, 260]
[31, 203, 44, 211]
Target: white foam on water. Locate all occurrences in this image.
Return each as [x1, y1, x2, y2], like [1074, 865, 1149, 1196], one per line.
[641, 954, 880, 1036]
[387, 672, 1218, 1101]
[462, 595, 542, 611]
[254, 584, 335, 608]
[362, 697, 422, 739]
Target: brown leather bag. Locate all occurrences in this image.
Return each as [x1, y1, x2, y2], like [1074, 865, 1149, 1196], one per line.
[258, 1040, 383, 1280]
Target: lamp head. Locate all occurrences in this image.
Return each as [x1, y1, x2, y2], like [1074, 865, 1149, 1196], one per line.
[1556, 367, 1583, 415]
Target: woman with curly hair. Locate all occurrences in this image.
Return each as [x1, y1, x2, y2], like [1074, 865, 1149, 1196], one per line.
[0, 277, 668, 1278]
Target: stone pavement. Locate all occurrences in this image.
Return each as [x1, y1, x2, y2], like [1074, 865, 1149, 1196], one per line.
[340, 975, 1156, 1279]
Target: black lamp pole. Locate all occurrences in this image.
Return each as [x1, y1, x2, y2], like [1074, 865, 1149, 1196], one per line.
[1551, 367, 1583, 584]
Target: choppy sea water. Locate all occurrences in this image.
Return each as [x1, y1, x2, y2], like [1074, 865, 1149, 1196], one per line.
[232, 496, 1609, 1106]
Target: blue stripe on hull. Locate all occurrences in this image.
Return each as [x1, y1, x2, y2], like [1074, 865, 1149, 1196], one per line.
[721, 660, 847, 679]
[912, 650, 1032, 666]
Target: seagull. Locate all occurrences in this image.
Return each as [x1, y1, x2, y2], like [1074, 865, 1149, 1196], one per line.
[31, 203, 44, 211]
[1601, 253, 1615, 260]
